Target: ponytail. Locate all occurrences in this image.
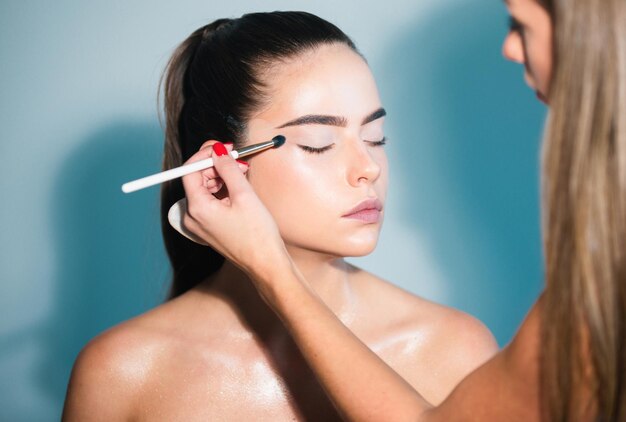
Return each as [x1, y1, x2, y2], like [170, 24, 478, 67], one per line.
[159, 21, 233, 298]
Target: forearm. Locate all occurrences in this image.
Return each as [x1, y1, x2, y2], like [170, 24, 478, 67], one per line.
[259, 259, 433, 421]
[265, 264, 542, 422]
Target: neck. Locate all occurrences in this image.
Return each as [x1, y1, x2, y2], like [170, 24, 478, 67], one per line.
[284, 245, 354, 310]
[201, 247, 355, 334]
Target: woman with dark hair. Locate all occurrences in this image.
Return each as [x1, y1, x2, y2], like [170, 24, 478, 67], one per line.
[62, 11, 496, 420]
[178, 0, 626, 420]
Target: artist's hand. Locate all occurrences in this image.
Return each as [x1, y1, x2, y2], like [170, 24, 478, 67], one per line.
[189, 141, 249, 195]
[181, 141, 289, 284]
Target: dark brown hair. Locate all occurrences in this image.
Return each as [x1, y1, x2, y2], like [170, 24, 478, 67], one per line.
[159, 12, 358, 298]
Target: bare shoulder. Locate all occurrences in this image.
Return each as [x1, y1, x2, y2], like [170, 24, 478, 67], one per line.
[419, 299, 499, 385]
[351, 266, 497, 350]
[62, 300, 185, 421]
[378, 273, 496, 356]
[349, 266, 498, 402]
[503, 294, 541, 381]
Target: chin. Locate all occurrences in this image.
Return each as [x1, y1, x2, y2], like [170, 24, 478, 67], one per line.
[286, 229, 381, 258]
[339, 238, 379, 257]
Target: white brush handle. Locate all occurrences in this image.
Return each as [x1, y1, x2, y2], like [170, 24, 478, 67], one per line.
[121, 151, 240, 193]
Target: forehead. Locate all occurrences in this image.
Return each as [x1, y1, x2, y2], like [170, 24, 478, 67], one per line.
[252, 43, 381, 122]
[505, 0, 541, 12]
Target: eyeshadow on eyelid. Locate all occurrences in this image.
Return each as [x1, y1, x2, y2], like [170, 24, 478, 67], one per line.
[290, 132, 334, 145]
[361, 130, 385, 140]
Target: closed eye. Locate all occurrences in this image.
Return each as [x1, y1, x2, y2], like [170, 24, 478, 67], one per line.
[298, 137, 386, 154]
[366, 137, 387, 147]
[298, 144, 335, 154]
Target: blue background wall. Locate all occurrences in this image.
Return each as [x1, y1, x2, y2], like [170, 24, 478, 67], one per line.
[0, 0, 544, 419]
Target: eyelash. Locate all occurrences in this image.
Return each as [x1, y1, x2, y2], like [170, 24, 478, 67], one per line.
[299, 144, 335, 154]
[368, 137, 387, 147]
[508, 16, 523, 33]
[298, 137, 387, 154]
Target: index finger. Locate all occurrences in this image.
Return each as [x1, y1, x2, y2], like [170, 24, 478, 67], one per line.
[181, 140, 229, 204]
[211, 149, 255, 201]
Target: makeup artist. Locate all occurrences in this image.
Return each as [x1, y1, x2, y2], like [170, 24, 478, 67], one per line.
[180, 0, 626, 420]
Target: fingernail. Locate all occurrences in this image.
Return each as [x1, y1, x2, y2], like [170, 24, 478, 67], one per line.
[224, 142, 234, 146]
[236, 159, 249, 166]
[213, 142, 228, 157]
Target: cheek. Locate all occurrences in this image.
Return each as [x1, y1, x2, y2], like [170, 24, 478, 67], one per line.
[377, 151, 389, 197]
[534, 8, 554, 94]
[525, 20, 553, 94]
[247, 154, 340, 232]
[537, 44, 553, 93]
[526, 42, 550, 82]
[246, 147, 388, 255]
[365, 147, 389, 202]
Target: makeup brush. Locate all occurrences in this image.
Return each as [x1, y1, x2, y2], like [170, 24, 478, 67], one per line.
[121, 135, 286, 193]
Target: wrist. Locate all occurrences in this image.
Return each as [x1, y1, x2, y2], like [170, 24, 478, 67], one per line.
[244, 240, 289, 279]
[247, 249, 309, 310]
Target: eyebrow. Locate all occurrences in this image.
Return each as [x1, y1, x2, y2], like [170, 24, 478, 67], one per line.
[276, 107, 386, 129]
[362, 107, 386, 125]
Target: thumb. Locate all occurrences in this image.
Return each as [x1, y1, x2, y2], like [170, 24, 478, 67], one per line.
[211, 143, 253, 199]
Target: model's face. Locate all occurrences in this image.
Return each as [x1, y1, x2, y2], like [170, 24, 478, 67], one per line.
[502, 0, 553, 103]
[244, 43, 388, 258]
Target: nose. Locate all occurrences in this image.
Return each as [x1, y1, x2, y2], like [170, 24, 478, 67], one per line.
[502, 32, 525, 64]
[346, 139, 382, 187]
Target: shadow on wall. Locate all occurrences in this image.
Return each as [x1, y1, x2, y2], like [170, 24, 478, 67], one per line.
[40, 122, 169, 411]
[378, 0, 545, 344]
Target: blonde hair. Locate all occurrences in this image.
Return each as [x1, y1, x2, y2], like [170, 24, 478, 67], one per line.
[539, 0, 626, 419]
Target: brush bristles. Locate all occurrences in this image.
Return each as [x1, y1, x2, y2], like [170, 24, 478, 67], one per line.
[272, 135, 286, 148]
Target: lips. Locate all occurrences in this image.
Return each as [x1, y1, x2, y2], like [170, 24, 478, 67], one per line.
[342, 198, 383, 223]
